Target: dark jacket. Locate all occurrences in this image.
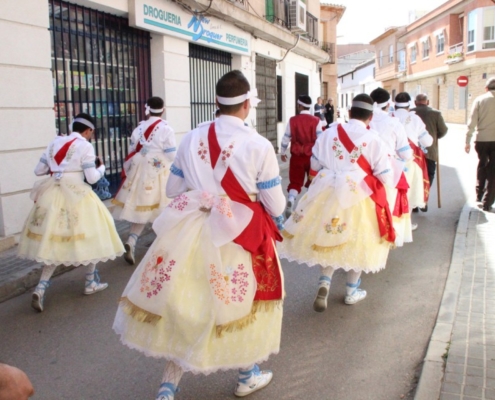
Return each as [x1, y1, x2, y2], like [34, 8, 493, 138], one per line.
[411, 105, 448, 162]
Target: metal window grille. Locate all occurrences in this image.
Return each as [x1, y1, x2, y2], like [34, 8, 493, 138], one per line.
[256, 55, 278, 150]
[49, 0, 151, 195]
[189, 43, 232, 128]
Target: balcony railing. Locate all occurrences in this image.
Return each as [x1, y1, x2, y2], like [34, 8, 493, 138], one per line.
[265, 1, 319, 45]
[320, 42, 335, 64]
[449, 42, 463, 54]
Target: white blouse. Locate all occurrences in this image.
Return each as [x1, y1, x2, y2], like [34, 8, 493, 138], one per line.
[370, 109, 413, 161]
[166, 115, 286, 218]
[311, 119, 394, 189]
[34, 132, 105, 185]
[129, 117, 176, 162]
[393, 109, 433, 149]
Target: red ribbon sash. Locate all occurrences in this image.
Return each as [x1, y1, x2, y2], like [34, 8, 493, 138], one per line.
[408, 139, 430, 203]
[394, 172, 410, 217]
[337, 124, 396, 243]
[208, 123, 283, 301]
[121, 119, 162, 180]
[54, 138, 77, 165]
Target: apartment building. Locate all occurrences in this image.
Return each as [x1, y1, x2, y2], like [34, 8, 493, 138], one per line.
[370, 26, 407, 101]
[398, 0, 495, 123]
[0, 0, 337, 241]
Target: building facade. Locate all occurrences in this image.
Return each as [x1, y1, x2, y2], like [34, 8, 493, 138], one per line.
[398, 0, 495, 123]
[0, 0, 335, 239]
[370, 26, 407, 101]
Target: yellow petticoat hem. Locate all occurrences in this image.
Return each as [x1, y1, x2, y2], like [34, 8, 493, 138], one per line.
[119, 296, 162, 325]
[26, 229, 85, 242]
[281, 230, 294, 239]
[311, 243, 346, 252]
[119, 296, 282, 338]
[135, 204, 159, 212]
[111, 198, 124, 207]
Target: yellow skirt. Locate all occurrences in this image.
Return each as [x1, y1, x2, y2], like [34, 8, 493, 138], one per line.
[278, 188, 391, 273]
[113, 152, 172, 224]
[18, 177, 124, 266]
[113, 210, 283, 374]
[405, 161, 426, 209]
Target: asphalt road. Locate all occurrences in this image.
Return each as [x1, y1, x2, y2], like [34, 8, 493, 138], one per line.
[0, 123, 478, 400]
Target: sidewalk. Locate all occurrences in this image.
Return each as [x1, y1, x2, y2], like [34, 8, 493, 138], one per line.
[415, 202, 495, 400]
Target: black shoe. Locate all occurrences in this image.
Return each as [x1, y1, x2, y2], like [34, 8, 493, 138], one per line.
[420, 205, 428, 212]
[412, 207, 419, 213]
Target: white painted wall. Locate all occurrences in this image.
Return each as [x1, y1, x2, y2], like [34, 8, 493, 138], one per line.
[0, 0, 54, 236]
[337, 63, 380, 110]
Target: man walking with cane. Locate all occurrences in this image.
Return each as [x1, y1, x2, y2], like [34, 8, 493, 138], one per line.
[412, 93, 448, 211]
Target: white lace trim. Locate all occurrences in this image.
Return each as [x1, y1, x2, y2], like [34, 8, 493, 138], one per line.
[278, 251, 387, 274]
[17, 252, 124, 267]
[112, 321, 279, 376]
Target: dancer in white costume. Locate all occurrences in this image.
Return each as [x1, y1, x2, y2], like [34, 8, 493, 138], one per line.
[112, 97, 176, 265]
[113, 71, 286, 400]
[392, 92, 433, 215]
[278, 94, 395, 312]
[17, 113, 124, 312]
[369, 87, 414, 245]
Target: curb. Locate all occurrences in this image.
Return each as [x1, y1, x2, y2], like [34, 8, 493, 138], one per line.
[414, 203, 471, 400]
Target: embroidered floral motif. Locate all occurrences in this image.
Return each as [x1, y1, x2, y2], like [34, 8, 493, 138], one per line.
[209, 263, 249, 305]
[349, 143, 366, 163]
[215, 197, 233, 218]
[324, 217, 347, 234]
[30, 206, 46, 227]
[58, 208, 79, 230]
[65, 184, 87, 197]
[346, 176, 357, 193]
[198, 140, 210, 164]
[140, 253, 176, 298]
[65, 145, 76, 161]
[148, 157, 163, 170]
[292, 211, 304, 223]
[332, 137, 343, 159]
[143, 178, 155, 192]
[169, 193, 189, 211]
[221, 142, 235, 166]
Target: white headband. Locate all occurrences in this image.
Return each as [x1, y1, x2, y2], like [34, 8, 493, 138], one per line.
[297, 99, 311, 108]
[395, 101, 410, 107]
[216, 89, 261, 108]
[352, 101, 374, 111]
[145, 104, 164, 115]
[72, 117, 95, 130]
[373, 101, 389, 109]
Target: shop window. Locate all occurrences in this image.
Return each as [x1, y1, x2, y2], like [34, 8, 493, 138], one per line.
[189, 43, 231, 128]
[49, 0, 151, 194]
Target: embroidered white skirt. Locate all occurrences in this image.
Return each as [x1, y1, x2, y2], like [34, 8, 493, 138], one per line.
[18, 174, 124, 266]
[405, 160, 427, 209]
[112, 151, 172, 224]
[113, 193, 283, 374]
[278, 186, 391, 273]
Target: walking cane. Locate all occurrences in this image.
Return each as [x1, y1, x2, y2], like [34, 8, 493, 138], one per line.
[436, 137, 441, 208]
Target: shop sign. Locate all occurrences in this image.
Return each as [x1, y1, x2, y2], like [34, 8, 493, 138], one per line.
[130, 0, 251, 55]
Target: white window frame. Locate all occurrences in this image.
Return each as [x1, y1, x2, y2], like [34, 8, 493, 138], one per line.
[398, 49, 406, 71]
[483, 7, 495, 49]
[379, 50, 383, 67]
[410, 44, 417, 64]
[468, 10, 477, 52]
[389, 44, 394, 63]
[421, 36, 430, 59]
[436, 31, 445, 54]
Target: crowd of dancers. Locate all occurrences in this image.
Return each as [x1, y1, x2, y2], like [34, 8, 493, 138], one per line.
[16, 70, 446, 399]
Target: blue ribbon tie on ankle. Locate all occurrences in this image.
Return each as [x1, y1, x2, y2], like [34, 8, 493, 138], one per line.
[318, 276, 332, 284]
[238, 365, 260, 384]
[346, 278, 361, 295]
[38, 280, 51, 290]
[157, 382, 178, 398]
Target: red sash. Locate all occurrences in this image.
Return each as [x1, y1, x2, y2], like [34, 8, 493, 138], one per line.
[54, 138, 77, 165]
[121, 119, 162, 179]
[337, 124, 396, 243]
[208, 123, 283, 302]
[409, 139, 430, 203]
[394, 172, 409, 217]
